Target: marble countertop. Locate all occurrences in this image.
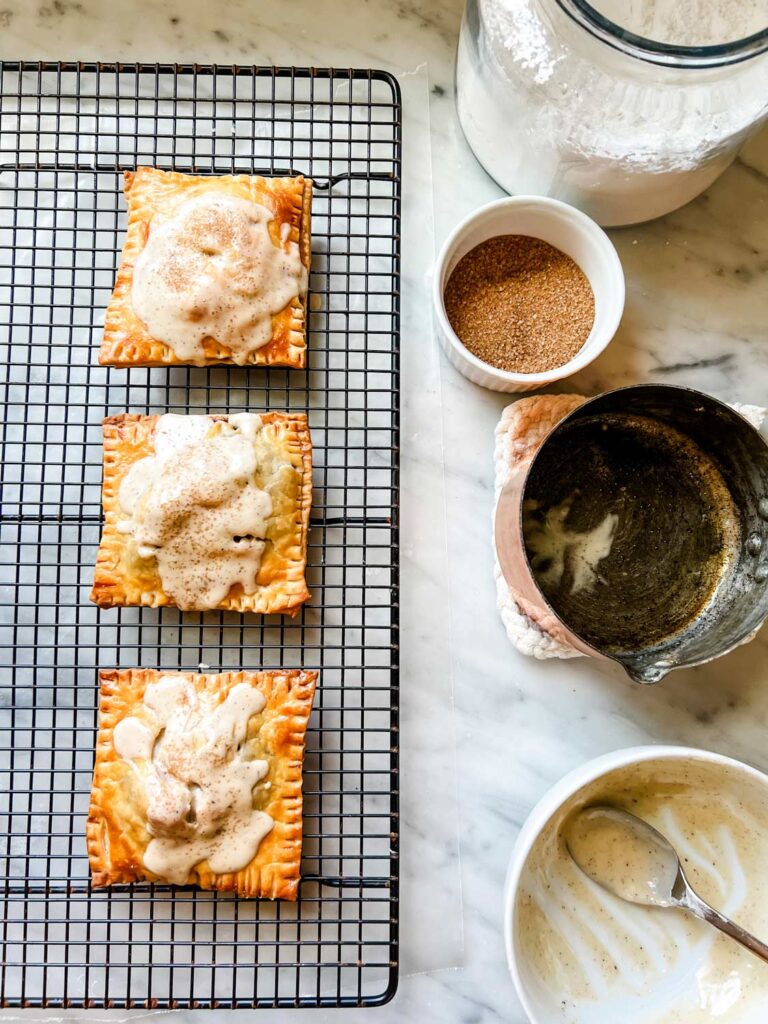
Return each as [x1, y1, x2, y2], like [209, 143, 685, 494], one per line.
[2, 2, 768, 1022]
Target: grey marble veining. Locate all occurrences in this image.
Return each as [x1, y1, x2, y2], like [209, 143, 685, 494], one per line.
[2, 1, 768, 1022]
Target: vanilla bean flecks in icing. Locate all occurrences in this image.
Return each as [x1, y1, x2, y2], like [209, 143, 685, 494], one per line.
[516, 759, 768, 1023]
[113, 675, 273, 884]
[131, 192, 307, 365]
[118, 414, 272, 610]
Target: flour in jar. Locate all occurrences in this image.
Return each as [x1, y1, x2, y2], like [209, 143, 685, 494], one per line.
[590, 0, 766, 46]
[456, 0, 768, 224]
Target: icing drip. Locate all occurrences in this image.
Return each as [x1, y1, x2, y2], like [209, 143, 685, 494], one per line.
[131, 191, 307, 365]
[113, 674, 273, 884]
[118, 414, 272, 610]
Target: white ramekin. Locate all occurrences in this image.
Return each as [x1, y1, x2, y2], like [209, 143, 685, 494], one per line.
[433, 196, 625, 393]
[503, 745, 768, 1023]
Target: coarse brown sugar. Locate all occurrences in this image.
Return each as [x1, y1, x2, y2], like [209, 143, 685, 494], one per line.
[443, 235, 595, 374]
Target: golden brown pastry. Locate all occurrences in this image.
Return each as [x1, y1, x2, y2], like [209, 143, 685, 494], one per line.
[99, 167, 312, 368]
[90, 412, 312, 615]
[87, 668, 317, 899]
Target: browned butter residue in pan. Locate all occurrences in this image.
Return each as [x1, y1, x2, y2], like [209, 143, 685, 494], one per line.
[522, 413, 740, 653]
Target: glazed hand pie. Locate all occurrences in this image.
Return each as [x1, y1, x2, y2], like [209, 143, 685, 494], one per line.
[87, 668, 318, 898]
[99, 167, 312, 368]
[90, 412, 312, 615]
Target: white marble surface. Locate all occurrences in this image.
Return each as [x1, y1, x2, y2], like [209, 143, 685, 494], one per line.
[3, 1, 768, 1022]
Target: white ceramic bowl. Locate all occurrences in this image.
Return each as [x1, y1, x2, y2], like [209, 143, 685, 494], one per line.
[433, 196, 625, 392]
[504, 745, 768, 1023]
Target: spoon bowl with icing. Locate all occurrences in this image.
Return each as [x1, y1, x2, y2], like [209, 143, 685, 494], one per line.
[505, 746, 768, 1024]
[565, 805, 681, 907]
[566, 805, 768, 963]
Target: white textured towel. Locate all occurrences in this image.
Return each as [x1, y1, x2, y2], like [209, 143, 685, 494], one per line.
[493, 395, 766, 660]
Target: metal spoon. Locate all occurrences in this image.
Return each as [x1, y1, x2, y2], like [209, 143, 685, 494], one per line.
[564, 805, 768, 965]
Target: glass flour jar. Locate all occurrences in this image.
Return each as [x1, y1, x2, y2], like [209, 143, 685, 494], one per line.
[456, 0, 768, 225]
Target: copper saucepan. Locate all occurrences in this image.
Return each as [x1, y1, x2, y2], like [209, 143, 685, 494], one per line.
[495, 385, 768, 683]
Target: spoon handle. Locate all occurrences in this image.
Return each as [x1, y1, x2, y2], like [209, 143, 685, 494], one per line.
[684, 887, 768, 965]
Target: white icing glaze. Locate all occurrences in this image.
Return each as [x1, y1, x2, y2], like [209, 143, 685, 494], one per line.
[523, 497, 619, 596]
[113, 716, 155, 761]
[226, 412, 263, 441]
[118, 456, 158, 516]
[118, 414, 272, 610]
[565, 807, 680, 906]
[114, 674, 273, 885]
[131, 192, 307, 365]
[153, 413, 214, 464]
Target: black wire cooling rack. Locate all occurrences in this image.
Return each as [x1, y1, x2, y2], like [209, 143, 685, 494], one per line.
[0, 62, 400, 1009]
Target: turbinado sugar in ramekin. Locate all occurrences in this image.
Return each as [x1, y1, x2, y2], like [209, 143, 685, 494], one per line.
[443, 235, 595, 374]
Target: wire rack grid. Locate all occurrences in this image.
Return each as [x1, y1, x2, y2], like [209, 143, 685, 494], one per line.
[0, 61, 400, 1009]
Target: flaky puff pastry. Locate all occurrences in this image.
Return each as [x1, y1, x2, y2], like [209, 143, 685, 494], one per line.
[89, 412, 312, 615]
[87, 668, 318, 899]
[99, 167, 312, 368]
